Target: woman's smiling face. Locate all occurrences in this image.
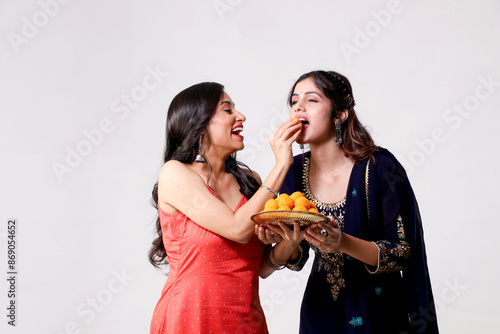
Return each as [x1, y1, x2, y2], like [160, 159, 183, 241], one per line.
[207, 92, 246, 154]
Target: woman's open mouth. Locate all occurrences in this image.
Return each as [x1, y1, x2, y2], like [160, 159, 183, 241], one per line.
[297, 117, 309, 126]
[231, 126, 243, 137]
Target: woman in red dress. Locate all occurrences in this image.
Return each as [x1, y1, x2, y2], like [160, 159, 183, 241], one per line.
[149, 82, 302, 333]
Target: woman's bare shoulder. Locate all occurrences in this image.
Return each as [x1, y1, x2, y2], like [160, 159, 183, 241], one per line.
[158, 160, 199, 186]
[162, 159, 201, 175]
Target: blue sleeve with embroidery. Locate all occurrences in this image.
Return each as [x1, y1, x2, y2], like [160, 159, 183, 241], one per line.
[366, 152, 413, 274]
[367, 214, 411, 274]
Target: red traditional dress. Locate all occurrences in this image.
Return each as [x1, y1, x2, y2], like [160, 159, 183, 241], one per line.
[150, 189, 268, 334]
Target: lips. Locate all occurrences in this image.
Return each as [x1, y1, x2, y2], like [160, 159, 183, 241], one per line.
[296, 117, 309, 125]
[231, 126, 243, 136]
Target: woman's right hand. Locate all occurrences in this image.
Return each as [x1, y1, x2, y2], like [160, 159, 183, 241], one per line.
[265, 221, 305, 266]
[268, 118, 302, 168]
[267, 221, 305, 250]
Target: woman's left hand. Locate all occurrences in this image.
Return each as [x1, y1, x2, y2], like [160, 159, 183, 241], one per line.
[304, 218, 343, 253]
[255, 224, 282, 244]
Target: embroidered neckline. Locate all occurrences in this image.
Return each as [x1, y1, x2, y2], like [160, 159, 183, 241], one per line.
[302, 157, 346, 212]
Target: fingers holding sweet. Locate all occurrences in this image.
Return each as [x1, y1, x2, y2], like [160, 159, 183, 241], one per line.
[270, 118, 302, 142]
[268, 119, 302, 166]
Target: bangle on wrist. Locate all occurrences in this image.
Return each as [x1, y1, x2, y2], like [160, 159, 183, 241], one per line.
[286, 245, 303, 267]
[271, 246, 287, 266]
[265, 246, 285, 270]
[260, 185, 278, 198]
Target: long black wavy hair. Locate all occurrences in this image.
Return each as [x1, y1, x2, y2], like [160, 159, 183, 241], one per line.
[148, 82, 260, 269]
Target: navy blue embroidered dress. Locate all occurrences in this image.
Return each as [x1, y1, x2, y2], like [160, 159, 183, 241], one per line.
[281, 148, 438, 334]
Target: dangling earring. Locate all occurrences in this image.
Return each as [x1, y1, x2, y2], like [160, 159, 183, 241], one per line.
[195, 137, 205, 163]
[334, 120, 343, 146]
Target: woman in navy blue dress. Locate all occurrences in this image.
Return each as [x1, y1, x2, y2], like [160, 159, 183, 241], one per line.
[256, 70, 439, 334]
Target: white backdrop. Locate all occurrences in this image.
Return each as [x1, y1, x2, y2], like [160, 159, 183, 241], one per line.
[1, 0, 499, 333]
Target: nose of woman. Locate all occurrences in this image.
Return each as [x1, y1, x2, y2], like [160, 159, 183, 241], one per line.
[235, 109, 246, 122]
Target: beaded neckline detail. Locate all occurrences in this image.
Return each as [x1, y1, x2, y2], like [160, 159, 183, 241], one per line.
[302, 157, 346, 212]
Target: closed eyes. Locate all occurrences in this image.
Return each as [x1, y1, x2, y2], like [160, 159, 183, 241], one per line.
[291, 99, 318, 105]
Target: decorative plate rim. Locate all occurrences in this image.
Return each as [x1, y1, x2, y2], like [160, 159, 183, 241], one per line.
[251, 210, 329, 227]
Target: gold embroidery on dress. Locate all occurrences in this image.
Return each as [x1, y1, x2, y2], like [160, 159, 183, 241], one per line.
[302, 157, 346, 212]
[313, 249, 345, 300]
[373, 215, 411, 274]
[303, 157, 346, 300]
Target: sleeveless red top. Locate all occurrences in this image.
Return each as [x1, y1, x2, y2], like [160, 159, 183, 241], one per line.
[150, 190, 268, 333]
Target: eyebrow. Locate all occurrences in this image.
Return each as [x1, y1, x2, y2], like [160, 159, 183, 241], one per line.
[291, 91, 321, 97]
[220, 100, 235, 107]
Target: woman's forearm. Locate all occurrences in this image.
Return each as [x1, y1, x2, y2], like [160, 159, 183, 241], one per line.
[340, 233, 379, 267]
[228, 162, 290, 244]
[259, 242, 300, 278]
